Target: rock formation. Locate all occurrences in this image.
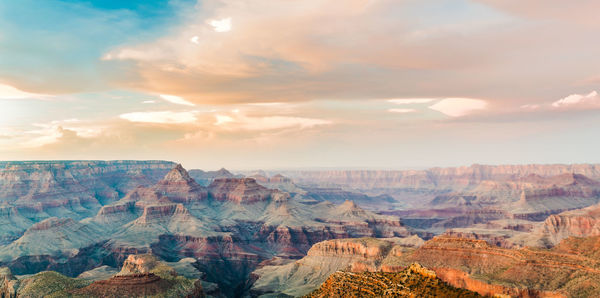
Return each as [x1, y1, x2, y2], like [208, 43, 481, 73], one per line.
[188, 168, 237, 186]
[542, 203, 600, 245]
[306, 263, 482, 298]
[207, 178, 273, 204]
[0, 254, 204, 298]
[252, 235, 600, 297]
[0, 160, 175, 223]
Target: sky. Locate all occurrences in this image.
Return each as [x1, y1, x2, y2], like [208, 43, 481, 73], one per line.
[1, 0, 600, 170]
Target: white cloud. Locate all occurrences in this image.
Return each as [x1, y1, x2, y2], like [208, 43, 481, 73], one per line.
[19, 119, 106, 148]
[215, 115, 235, 125]
[209, 18, 232, 33]
[120, 111, 198, 124]
[552, 90, 599, 108]
[143, 100, 156, 104]
[245, 102, 285, 106]
[159, 94, 195, 106]
[520, 104, 540, 109]
[388, 108, 417, 113]
[428, 98, 487, 117]
[214, 113, 331, 131]
[0, 83, 48, 99]
[388, 98, 436, 104]
[241, 116, 330, 130]
[190, 36, 200, 44]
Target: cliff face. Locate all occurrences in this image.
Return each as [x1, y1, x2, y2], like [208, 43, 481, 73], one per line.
[542, 204, 600, 245]
[282, 164, 600, 189]
[306, 238, 392, 259]
[250, 238, 416, 297]
[208, 178, 273, 204]
[253, 236, 600, 297]
[400, 236, 598, 297]
[0, 160, 175, 222]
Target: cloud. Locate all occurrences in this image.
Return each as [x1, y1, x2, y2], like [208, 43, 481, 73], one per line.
[388, 98, 436, 104]
[209, 18, 232, 33]
[18, 119, 106, 148]
[520, 104, 540, 109]
[0, 83, 49, 99]
[101, 0, 524, 104]
[552, 91, 599, 108]
[214, 113, 331, 131]
[159, 94, 195, 106]
[120, 111, 198, 124]
[215, 115, 235, 125]
[388, 108, 417, 113]
[428, 98, 488, 117]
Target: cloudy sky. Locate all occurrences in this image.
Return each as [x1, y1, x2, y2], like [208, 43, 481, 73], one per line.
[1, 0, 599, 170]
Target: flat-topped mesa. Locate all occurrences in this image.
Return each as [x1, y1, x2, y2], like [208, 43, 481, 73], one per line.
[420, 235, 493, 250]
[307, 238, 392, 259]
[269, 174, 292, 183]
[208, 178, 274, 204]
[134, 204, 191, 224]
[97, 201, 136, 217]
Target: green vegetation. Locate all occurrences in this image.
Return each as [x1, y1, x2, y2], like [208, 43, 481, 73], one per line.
[305, 263, 482, 298]
[17, 271, 91, 298]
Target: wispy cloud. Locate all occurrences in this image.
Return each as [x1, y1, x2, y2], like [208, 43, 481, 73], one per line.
[0, 83, 49, 99]
[159, 94, 195, 106]
[120, 111, 199, 124]
[388, 98, 436, 105]
[214, 113, 331, 131]
[428, 98, 488, 117]
[388, 108, 417, 113]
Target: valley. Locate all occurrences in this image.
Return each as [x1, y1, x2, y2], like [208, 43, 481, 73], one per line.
[1, 161, 600, 297]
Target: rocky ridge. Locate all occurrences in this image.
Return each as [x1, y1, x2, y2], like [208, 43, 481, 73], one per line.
[252, 235, 600, 297]
[305, 263, 482, 298]
[0, 254, 204, 297]
[0, 163, 411, 297]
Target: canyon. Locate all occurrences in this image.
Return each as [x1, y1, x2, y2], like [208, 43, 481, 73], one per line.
[1, 161, 600, 297]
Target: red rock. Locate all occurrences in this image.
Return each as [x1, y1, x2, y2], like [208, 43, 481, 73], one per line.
[208, 178, 272, 204]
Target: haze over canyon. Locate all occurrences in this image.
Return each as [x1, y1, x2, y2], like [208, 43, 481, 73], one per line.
[1, 161, 600, 297]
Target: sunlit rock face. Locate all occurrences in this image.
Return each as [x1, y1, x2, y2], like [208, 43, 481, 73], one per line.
[252, 236, 594, 297]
